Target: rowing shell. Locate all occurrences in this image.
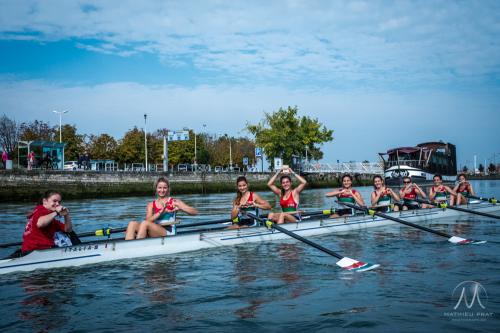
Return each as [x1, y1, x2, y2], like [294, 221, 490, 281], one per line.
[0, 201, 498, 275]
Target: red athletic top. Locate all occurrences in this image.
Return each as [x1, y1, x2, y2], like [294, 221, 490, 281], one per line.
[403, 187, 418, 200]
[21, 205, 65, 252]
[280, 192, 298, 212]
[152, 198, 175, 213]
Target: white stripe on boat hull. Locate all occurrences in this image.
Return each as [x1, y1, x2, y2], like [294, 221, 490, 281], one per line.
[1, 202, 498, 274]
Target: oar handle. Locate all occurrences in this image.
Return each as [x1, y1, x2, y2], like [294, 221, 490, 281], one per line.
[467, 195, 497, 204]
[340, 202, 453, 239]
[414, 198, 500, 220]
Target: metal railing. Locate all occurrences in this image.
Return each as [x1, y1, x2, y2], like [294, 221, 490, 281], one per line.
[302, 162, 384, 174]
[384, 160, 424, 168]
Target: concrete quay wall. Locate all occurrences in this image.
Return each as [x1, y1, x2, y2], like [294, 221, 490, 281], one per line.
[0, 170, 375, 202]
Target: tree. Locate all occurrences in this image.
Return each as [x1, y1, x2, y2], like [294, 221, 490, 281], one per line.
[246, 106, 333, 167]
[115, 127, 146, 164]
[488, 163, 496, 174]
[0, 114, 18, 155]
[462, 165, 468, 173]
[88, 134, 118, 160]
[60, 124, 85, 161]
[19, 120, 55, 141]
[478, 163, 484, 174]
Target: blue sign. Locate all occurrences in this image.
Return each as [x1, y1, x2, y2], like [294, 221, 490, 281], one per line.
[255, 147, 262, 158]
[243, 156, 249, 166]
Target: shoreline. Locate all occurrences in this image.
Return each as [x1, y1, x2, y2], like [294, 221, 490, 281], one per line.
[0, 170, 375, 202]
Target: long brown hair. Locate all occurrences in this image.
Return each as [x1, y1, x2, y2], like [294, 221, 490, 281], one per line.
[280, 175, 292, 196]
[154, 177, 170, 196]
[234, 176, 248, 205]
[372, 175, 384, 189]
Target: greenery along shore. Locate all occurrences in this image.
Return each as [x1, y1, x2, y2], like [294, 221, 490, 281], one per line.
[1, 106, 333, 169]
[0, 170, 375, 202]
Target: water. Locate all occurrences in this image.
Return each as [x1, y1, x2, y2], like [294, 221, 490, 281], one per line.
[0, 180, 499, 332]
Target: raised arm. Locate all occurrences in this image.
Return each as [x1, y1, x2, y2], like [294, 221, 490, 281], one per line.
[353, 191, 365, 206]
[325, 189, 343, 197]
[290, 168, 307, 193]
[445, 186, 457, 197]
[267, 169, 282, 196]
[388, 188, 400, 202]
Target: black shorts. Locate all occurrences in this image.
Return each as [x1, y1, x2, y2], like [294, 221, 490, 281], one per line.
[402, 202, 420, 210]
[374, 206, 391, 213]
[235, 217, 255, 227]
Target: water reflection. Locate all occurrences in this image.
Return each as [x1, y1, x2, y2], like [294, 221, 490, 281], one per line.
[18, 270, 77, 333]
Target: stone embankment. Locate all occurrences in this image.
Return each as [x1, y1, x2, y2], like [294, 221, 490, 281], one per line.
[0, 170, 375, 202]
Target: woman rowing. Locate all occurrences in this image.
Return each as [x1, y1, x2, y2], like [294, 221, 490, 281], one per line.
[21, 190, 79, 253]
[452, 173, 475, 206]
[267, 166, 307, 224]
[399, 176, 428, 210]
[370, 175, 400, 212]
[429, 174, 457, 206]
[125, 177, 197, 240]
[229, 176, 271, 229]
[326, 174, 365, 217]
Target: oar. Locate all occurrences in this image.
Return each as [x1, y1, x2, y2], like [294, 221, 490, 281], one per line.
[341, 202, 486, 245]
[0, 210, 334, 248]
[246, 212, 380, 272]
[466, 195, 498, 204]
[414, 198, 500, 220]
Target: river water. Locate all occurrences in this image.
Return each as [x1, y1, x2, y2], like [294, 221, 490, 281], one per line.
[0, 180, 499, 332]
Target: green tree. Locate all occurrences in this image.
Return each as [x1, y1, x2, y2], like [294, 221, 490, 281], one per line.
[246, 106, 333, 167]
[478, 163, 485, 173]
[488, 163, 496, 174]
[462, 165, 469, 173]
[116, 127, 163, 165]
[19, 120, 55, 141]
[88, 134, 118, 160]
[60, 124, 85, 161]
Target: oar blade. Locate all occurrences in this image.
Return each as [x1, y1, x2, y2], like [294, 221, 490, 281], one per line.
[448, 236, 487, 245]
[336, 256, 380, 272]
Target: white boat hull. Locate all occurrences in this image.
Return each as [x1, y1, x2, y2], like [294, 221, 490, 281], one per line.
[1, 202, 498, 274]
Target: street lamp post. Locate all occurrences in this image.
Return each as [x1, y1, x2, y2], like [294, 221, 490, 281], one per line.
[53, 110, 69, 143]
[144, 114, 148, 172]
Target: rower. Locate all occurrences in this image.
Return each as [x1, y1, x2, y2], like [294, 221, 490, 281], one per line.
[267, 166, 307, 224]
[229, 176, 271, 229]
[452, 173, 475, 206]
[429, 174, 457, 206]
[125, 177, 198, 240]
[21, 190, 79, 253]
[326, 174, 365, 217]
[399, 176, 428, 210]
[370, 175, 400, 213]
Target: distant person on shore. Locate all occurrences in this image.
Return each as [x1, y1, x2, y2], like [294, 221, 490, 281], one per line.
[229, 176, 271, 229]
[2, 150, 8, 169]
[370, 175, 400, 212]
[326, 174, 365, 217]
[429, 174, 457, 206]
[21, 190, 80, 253]
[267, 166, 307, 224]
[399, 176, 428, 210]
[452, 173, 475, 205]
[27, 151, 35, 170]
[125, 177, 198, 240]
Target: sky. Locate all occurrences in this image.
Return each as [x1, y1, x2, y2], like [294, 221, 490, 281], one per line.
[1, 0, 499, 169]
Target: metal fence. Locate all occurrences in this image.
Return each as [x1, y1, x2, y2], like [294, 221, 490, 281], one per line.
[302, 162, 384, 174]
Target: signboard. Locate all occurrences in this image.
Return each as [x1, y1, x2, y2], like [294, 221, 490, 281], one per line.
[255, 147, 262, 158]
[167, 130, 189, 142]
[274, 157, 283, 171]
[243, 156, 249, 166]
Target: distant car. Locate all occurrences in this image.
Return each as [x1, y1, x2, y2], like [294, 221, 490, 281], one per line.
[64, 161, 79, 171]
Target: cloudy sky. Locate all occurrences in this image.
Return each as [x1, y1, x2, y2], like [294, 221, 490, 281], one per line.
[1, 0, 499, 168]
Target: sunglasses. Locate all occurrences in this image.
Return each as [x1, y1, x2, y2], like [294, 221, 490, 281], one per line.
[403, 181, 411, 184]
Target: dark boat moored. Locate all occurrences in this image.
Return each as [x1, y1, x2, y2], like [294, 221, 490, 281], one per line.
[379, 141, 457, 185]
